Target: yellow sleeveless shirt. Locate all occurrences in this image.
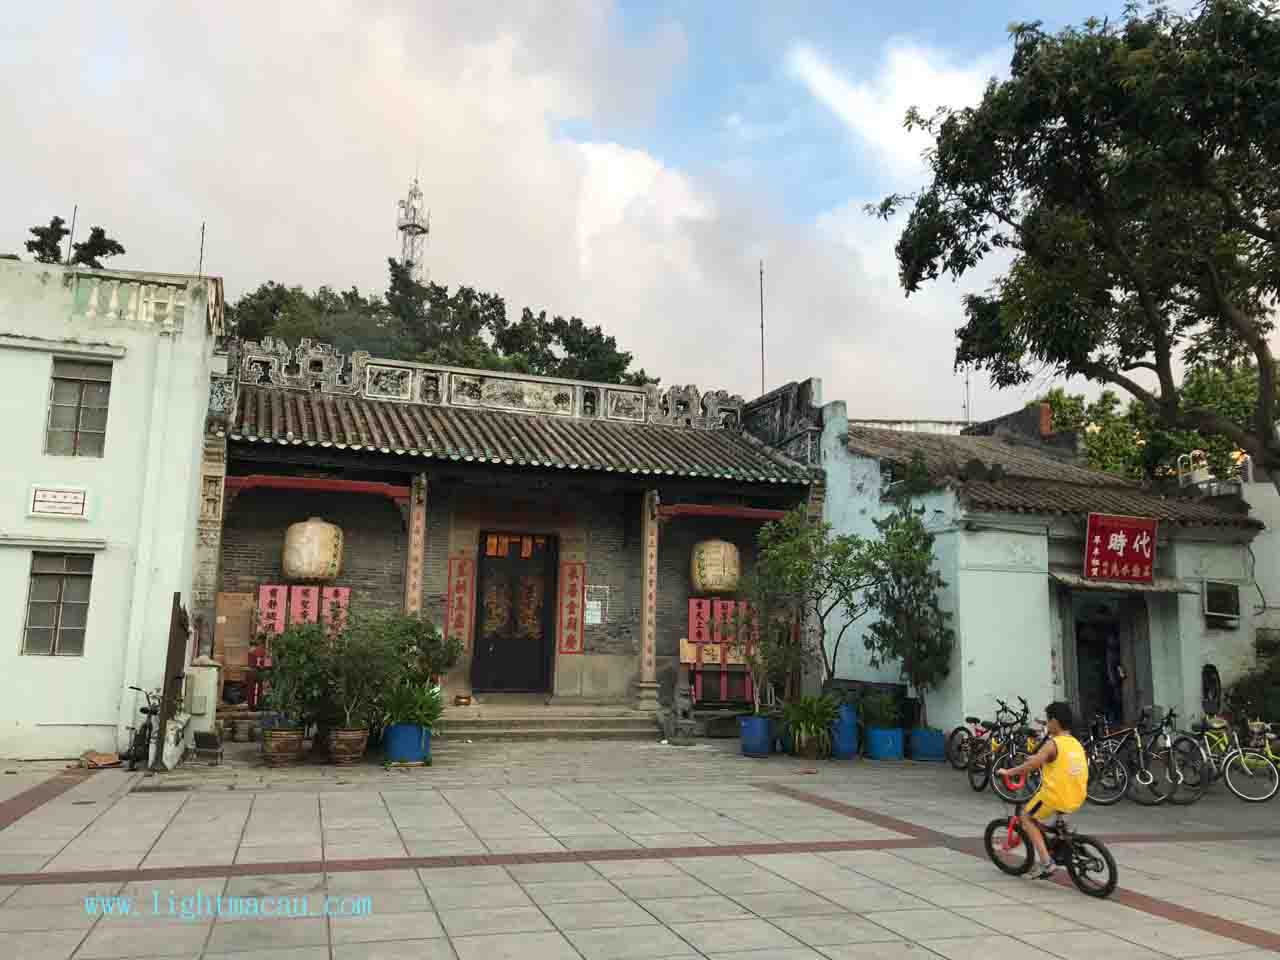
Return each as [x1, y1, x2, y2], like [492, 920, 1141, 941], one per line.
[1040, 734, 1088, 811]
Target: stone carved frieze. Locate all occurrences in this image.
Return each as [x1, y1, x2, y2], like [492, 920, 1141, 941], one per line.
[606, 389, 646, 422]
[228, 336, 739, 431]
[365, 363, 413, 400]
[646, 384, 744, 430]
[450, 373, 575, 416]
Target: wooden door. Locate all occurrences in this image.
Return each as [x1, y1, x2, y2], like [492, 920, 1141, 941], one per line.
[472, 533, 557, 692]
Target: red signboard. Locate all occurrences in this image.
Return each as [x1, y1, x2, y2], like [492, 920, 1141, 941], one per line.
[445, 556, 476, 650]
[289, 585, 320, 625]
[320, 586, 350, 631]
[1084, 513, 1157, 583]
[257, 585, 286, 635]
[711, 599, 739, 645]
[688, 598, 712, 644]
[558, 561, 586, 654]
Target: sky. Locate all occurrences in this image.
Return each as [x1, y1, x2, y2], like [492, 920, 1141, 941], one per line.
[0, 0, 1134, 421]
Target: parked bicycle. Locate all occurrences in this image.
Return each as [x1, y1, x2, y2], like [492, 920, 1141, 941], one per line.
[1172, 714, 1279, 803]
[125, 687, 161, 772]
[967, 698, 1038, 793]
[947, 699, 1019, 771]
[1080, 707, 1186, 806]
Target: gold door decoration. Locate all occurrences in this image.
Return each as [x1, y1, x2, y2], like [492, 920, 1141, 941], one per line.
[516, 575, 544, 640]
[482, 581, 511, 637]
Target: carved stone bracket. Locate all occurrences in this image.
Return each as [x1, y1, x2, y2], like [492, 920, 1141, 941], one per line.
[645, 384, 744, 430]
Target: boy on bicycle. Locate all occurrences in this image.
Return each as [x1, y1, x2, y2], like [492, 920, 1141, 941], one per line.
[998, 701, 1088, 879]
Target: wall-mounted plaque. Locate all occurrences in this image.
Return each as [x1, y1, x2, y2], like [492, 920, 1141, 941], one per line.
[29, 486, 88, 519]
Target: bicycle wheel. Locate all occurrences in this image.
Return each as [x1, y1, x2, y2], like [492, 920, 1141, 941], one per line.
[1066, 834, 1118, 898]
[1087, 753, 1129, 806]
[1167, 737, 1206, 805]
[991, 751, 1040, 803]
[983, 817, 1034, 875]
[967, 746, 991, 792]
[126, 724, 148, 772]
[1223, 750, 1280, 803]
[947, 727, 973, 771]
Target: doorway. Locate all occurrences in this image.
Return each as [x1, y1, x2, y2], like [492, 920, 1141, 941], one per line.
[472, 532, 557, 693]
[1070, 594, 1150, 727]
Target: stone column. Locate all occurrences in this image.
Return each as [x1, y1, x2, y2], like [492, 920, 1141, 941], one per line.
[191, 434, 227, 656]
[404, 474, 429, 614]
[637, 489, 660, 712]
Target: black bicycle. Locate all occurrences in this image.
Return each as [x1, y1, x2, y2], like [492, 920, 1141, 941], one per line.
[125, 687, 160, 771]
[983, 788, 1118, 897]
[967, 697, 1032, 793]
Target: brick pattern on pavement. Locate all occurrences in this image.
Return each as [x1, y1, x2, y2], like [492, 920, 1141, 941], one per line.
[1, 743, 1278, 958]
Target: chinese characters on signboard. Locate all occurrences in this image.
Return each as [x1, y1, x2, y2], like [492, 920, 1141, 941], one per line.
[1084, 513, 1158, 584]
[320, 587, 349, 630]
[445, 557, 476, 649]
[558, 561, 586, 654]
[257, 585, 286, 635]
[289, 585, 320, 625]
[688, 598, 712, 643]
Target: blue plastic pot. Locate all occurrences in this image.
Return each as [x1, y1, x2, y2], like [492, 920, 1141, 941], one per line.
[909, 728, 946, 761]
[384, 723, 431, 764]
[740, 715, 772, 758]
[832, 703, 859, 759]
[866, 727, 904, 760]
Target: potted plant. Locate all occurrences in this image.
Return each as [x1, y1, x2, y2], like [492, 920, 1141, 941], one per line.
[382, 682, 443, 765]
[863, 477, 956, 763]
[319, 611, 401, 765]
[259, 624, 324, 766]
[861, 690, 904, 760]
[733, 596, 812, 758]
[783, 695, 840, 759]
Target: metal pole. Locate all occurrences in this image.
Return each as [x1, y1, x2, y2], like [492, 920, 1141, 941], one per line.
[64, 205, 77, 265]
[197, 222, 206, 276]
[759, 260, 765, 396]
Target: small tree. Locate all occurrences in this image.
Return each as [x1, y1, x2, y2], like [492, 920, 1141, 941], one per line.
[739, 507, 882, 697]
[25, 216, 69, 263]
[70, 226, 125, 269]
[863, 504, 956, 728]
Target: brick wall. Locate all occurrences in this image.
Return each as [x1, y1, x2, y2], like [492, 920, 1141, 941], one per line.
[220, 489, 406, 612]
[654, 516, 761, 700]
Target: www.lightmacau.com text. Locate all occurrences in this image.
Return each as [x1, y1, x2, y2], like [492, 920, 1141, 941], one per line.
[83, 891, 373, 920]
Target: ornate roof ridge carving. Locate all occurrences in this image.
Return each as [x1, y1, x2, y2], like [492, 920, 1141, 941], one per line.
[213, 337, 744, 431]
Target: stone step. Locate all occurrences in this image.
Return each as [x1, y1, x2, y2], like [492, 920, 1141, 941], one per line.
[435, 726, 660, 742]
[441, 715, 655, 731]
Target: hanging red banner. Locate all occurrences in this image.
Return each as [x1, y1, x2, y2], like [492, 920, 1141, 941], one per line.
[445, 556, 476, 650]
[1084, 513, 1158, 584]
[688, 598, 712, 644]
[711, 599, 739, 645]
[289, 585, 320, 625]
[319, 586, 349, 630]
[257, 584, 286, 635]
[558, 561, 586, 654]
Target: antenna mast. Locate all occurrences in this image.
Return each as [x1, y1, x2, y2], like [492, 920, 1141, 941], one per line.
[962, 365, 972, 424]
[759, 260, 765, 396]
[397, 177, 430, 284]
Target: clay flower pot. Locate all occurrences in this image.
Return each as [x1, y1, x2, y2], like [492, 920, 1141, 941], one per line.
[261, 727, 305, 766]
[327, 727, 370, 765]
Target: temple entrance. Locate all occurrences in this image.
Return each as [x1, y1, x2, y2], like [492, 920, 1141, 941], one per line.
[1068, 593, 1151, 727]
[472, 532, 558, 693]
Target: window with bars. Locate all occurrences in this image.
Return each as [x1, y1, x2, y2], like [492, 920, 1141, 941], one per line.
[45, 359, 111, 457]
[23, 553, 94, 656]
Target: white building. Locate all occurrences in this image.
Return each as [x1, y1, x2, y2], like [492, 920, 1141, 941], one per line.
[0, 259, 223, 759]
[746, 381, 1264, 728]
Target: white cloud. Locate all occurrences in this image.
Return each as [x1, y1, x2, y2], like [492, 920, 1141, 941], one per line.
[0, 2, 1038, 420]
[787, 40, 1003, 180]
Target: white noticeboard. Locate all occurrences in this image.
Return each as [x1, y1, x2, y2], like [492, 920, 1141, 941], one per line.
[29, 486, 89, 519]
[585, 585, 608, 626]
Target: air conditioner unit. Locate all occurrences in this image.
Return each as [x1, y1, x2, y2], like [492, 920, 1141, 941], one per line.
[1203, 580, 1241, 622]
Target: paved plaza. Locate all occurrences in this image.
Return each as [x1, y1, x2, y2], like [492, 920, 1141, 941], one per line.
[0, 741, 1278, 958]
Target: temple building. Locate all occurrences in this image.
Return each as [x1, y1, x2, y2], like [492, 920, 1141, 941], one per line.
[199, 339, 816, 714]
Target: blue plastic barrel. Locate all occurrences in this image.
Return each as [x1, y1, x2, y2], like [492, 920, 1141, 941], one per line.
[739, 715, 772, 757]
[909, 728, 946, 761]
[832, 703, 859, 759]
[866, 727, 904, 760]
[384, 723, 430, 764]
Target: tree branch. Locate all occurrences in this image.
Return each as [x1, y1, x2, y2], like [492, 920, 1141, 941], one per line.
[1203, 260, 1278, 453]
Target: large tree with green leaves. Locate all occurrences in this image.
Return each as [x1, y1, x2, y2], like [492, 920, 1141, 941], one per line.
[229, 258, 653, 385]
[877, 0, 1280, 492]
[25, 216, 69, 263]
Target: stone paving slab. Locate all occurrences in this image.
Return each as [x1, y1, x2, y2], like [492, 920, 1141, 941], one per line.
[0, 744, 1279, 957]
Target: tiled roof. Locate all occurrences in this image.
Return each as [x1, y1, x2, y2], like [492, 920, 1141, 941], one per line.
[846, 426, 1260, 529]
[230, 384, 812, 485]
